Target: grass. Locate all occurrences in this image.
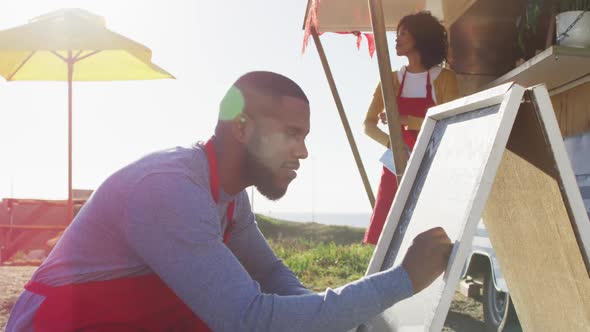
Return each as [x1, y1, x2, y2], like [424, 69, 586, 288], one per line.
[256, 214, 374, 292]
[4, 214, 375, 292]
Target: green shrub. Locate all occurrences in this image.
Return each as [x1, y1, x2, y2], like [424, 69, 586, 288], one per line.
[267, 238, 374, 292]
[256, 213, 375, 291]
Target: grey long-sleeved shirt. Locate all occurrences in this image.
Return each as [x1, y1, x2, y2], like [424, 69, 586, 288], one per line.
[6, 144, 413, 332]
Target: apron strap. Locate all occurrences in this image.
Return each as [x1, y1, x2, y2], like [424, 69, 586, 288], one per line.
[204, 138, 236, 245]
[425, 70, 433, 101]
[25, 281, 55, 297]
[398, 68, 408, 98]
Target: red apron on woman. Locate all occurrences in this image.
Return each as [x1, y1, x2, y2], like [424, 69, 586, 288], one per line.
[25, 139, 234, 332]
[364, 70, 435, 244]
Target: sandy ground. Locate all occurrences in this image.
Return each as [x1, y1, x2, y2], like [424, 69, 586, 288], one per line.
[1, 266, 37, 330]
[0, 266, 485, 331]
[443, 292, 486, 331]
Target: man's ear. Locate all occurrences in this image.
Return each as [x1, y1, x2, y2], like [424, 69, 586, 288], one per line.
[231, 113, 253, 143]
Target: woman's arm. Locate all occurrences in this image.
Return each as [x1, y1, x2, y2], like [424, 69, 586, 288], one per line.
[364, 82, 392, 148]
[440, 69, 460, 104]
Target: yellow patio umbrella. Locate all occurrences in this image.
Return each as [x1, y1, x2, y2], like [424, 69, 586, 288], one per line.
[0, 8, 174, 223]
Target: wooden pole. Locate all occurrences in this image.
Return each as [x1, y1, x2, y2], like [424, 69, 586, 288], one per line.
[368, 0, 409, 176]
[67, 52, 74, 224]
[311, 27, 376, 207]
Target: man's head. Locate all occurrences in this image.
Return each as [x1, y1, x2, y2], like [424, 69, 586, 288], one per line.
[216, 71, 310, 200]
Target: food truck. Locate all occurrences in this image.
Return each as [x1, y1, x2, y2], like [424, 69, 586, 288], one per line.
[301, 0, 590, 330]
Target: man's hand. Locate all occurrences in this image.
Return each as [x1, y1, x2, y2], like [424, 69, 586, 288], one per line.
[401, 227, 452, 294]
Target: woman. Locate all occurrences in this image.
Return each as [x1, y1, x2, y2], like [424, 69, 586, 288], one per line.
[363, 11, 460, 244]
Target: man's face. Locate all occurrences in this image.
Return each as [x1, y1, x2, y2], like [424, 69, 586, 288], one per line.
[244, 96, 310, 200]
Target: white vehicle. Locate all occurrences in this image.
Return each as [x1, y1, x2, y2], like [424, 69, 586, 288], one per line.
[462, 131, 590, 331]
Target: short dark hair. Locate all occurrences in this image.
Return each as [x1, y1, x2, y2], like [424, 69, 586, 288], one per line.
[218, 71, 308, 124]
[398, 11, 448, 69]
[234, 71, 309, 104]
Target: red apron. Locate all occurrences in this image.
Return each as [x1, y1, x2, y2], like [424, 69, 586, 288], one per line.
[364, 70, 436, 244]
[25, 138, 235, 331]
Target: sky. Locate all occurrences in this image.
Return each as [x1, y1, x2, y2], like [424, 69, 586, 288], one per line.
[0, 0, 407, 219]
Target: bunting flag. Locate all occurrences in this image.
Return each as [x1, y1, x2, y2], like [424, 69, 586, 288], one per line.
[302, 0, 377, 58]
[302, 0, 319, 53]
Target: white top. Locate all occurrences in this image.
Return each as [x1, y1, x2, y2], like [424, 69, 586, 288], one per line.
[396, 66, 442, 104]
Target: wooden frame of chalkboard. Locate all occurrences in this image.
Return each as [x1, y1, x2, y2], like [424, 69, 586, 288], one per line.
[358, 83, 590, 332]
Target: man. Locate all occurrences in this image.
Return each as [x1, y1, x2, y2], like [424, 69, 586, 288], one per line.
[6, 71, 452, 332]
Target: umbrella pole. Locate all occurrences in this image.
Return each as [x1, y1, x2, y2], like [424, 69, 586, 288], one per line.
[67, 54, 74, 224]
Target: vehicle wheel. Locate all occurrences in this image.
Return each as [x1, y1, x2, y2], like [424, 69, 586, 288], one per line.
[483, 270, 518, 332]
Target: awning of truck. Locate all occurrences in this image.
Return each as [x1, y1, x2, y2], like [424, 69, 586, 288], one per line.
[302, 0, 476, 55]
[303, 0, 475, 32]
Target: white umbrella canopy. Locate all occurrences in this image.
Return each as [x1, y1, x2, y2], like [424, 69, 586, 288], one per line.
[304, 0, 476, 32]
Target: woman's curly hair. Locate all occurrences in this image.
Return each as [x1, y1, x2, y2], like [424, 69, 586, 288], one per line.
[398, 11, 448, 69]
